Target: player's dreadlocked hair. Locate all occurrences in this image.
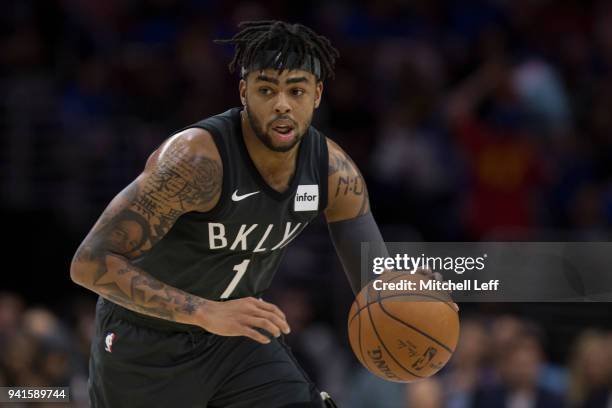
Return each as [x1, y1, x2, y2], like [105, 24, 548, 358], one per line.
[215, 20, 340, 81]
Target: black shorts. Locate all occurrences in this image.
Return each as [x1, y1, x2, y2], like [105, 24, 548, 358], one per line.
[89, 298, 325, 408]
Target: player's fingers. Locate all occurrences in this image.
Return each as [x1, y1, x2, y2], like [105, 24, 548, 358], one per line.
[242, 327, 271, 344]
[248, 317, 282, 338]
[432, 272, 443, 282]
[255, 299, 288, 322]
[254, 309, 291, 334]
[452, 302, 460, 312]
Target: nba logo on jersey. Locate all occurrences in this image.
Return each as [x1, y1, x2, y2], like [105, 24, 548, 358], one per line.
[294, 185, 319, 212]
[104, 332, 116, 353]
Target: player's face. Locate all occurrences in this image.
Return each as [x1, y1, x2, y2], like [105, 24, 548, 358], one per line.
[240, 68, 323, 153]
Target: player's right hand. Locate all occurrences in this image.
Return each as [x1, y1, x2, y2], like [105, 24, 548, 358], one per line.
[197, 297, 291, 344]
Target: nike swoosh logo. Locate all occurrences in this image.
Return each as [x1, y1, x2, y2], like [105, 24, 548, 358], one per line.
[232, 190, 260, 202]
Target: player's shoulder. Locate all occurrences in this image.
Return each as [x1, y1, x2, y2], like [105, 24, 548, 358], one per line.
[325, 136, 342, 156]
[143, 126, 223, 211]
[165, 127, 220, 159]
[325, 137, 359, 176]
[146, 127, 222, 171]
[153, 107, 241, 164]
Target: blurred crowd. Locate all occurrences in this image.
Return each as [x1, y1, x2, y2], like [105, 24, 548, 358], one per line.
[2, 0, 612, 407]
[1, 291, 611, 408]
[0, 292, 93, 407]
[3, 0, 612, 239]
[347, 315, 612, 408]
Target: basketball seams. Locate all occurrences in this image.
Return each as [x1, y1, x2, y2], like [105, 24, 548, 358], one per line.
[348, 292, 455, 327]
[383, 271, 456, 310]
[376, 300, 454, 354]
[348, 271, 460, 383]
[380, 293, 456, 312]
[366, 293, 424, 380]
[356, 272, 456, 317]
[352, 295, 375, 376]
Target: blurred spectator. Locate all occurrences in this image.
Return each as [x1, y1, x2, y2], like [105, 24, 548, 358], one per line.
[0, 298, 89, 407]
[0, 292, 25, 338]
[446, 60, 544, 239]
[404, 378, 444, 408]
[568, 330, 612, 408]
[22, 308, 61, 340]
[490, 316, 567, 395]
[490, 315, 525, 354]
[512, 58, 572, 134]
[347, 367, 405, 408]
[444, 318, 492, 408]
[2, 330, 42, 386]
[473, 329, 566, 408]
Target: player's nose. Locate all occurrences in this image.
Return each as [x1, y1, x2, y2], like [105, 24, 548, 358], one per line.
[273, 93, 291, 114]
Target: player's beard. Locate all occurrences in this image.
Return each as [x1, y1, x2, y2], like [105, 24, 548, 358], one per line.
[245, 104, 311, 153]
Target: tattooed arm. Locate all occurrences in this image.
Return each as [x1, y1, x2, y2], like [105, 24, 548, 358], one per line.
[70, 129, 221, 324]
[324, 139, 452, 298]
[71, 128, 290, 344]
[324, 139, 387, 293]
[325, 139, 370, 222]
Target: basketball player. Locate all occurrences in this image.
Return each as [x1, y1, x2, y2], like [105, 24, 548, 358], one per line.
[71, 21, 389, 407]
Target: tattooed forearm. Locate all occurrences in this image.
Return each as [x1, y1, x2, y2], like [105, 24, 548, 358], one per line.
[177, 295, 201, 315]
[72, 210, 208, 324]
[83, 252, 206, 323]
[105, 293, 174, 320]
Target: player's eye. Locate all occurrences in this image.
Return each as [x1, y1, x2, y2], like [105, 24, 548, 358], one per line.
[291, 88, 305, 97]
[258, 87, 273, 96]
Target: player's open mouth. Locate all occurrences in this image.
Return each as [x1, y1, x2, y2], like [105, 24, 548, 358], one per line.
[271, 125, 295, 141]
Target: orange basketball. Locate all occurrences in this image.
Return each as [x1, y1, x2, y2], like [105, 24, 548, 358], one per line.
[347, 271, 460, 383]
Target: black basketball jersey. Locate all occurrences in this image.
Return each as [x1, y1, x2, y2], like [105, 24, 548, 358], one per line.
[132, 107, 329, 303]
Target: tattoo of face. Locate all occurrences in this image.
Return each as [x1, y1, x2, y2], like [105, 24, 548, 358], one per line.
[96, 210, 150, 257]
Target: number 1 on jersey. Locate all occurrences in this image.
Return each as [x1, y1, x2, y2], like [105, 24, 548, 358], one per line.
[220, 259, 251, 299]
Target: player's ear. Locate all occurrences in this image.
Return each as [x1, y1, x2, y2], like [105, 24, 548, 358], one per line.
[314, 80, 323, 109]
[239, 78, 247, 106]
